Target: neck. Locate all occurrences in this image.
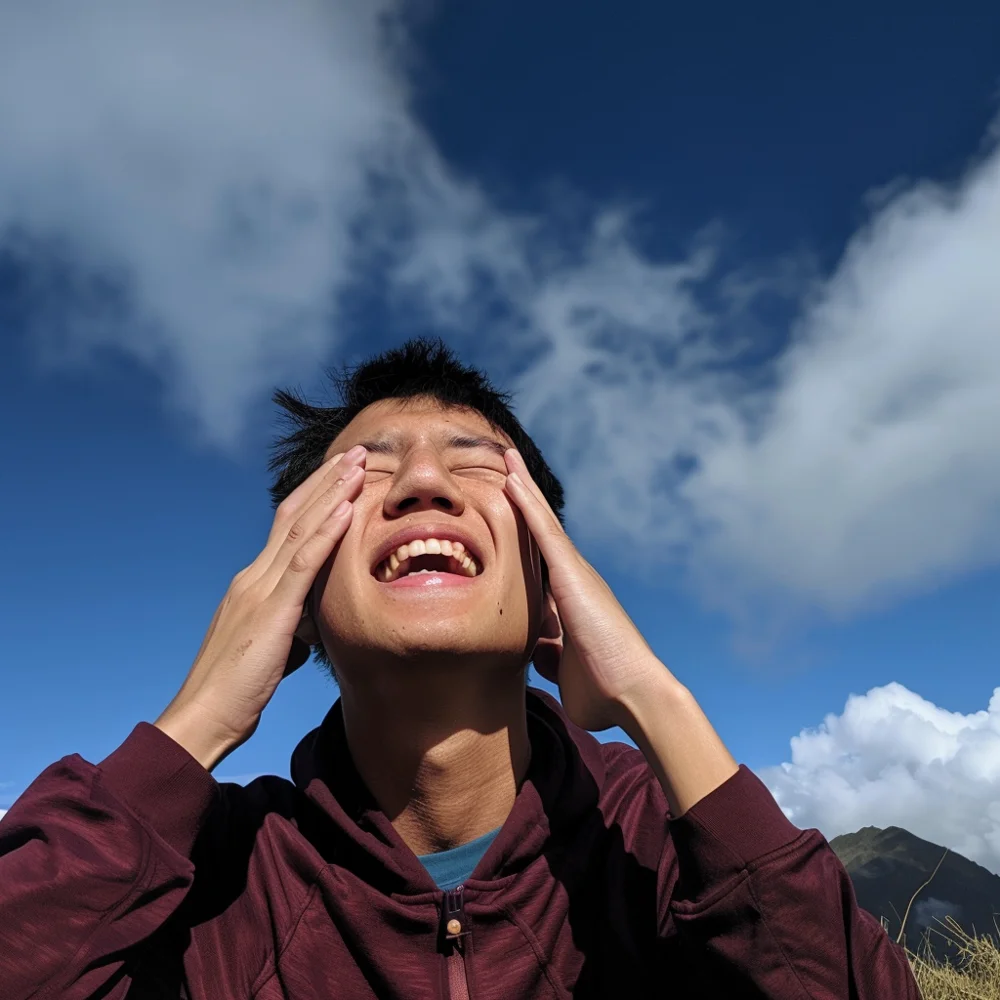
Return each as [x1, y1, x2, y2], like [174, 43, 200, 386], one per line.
[339, 663, 532, 856]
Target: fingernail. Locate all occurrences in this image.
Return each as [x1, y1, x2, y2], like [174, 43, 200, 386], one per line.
[334, 500, 351, 515]
[346, 445, 366, 461]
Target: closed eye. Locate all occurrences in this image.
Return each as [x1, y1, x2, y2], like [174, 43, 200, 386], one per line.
[361, 465, 505, 485]
[453, 466, 506, 479]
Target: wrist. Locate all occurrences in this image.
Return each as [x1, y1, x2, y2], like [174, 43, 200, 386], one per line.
[613, 666, 739, 817]
[612, 665, 691, 743]
[154, 702, 247, 773]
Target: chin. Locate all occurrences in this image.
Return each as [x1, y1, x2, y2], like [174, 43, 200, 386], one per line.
[382, 622, 518, 659]
[330, 626, 529, 673]
[319, 582, 534, 671]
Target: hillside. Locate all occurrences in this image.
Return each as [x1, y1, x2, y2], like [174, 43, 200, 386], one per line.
[830, 825, 1000, 962]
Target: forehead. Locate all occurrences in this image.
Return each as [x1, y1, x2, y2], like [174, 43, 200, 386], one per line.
[324, 397, 512, 460]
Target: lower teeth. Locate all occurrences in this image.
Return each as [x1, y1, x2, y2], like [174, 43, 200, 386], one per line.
[380, 560, 477, 581]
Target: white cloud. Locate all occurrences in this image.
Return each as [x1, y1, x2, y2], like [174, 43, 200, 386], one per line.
[760, 683, 1000, 875]
[0, 0, 410, 444]
[503, 147, 1000, 626]
[3, 1, 1000, 625]
[0, 809, 6, 821]
[913, 897, 961, 936]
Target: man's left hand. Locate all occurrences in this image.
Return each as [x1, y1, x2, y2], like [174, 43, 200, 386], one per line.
[503, 448, 671, 732]
[504, 449, 739, 815]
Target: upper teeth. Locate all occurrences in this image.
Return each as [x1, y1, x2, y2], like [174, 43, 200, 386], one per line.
[376, 538, 480, 582]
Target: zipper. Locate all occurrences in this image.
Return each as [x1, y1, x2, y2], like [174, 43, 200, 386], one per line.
[442, 885, 472, 1000]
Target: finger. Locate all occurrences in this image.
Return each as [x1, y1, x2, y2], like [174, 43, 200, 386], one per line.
[270, 496, 356, 607]
[265, 453, 345, 549]
[504, 450, 564, 532]
[267, 462, 365, 581]
[266, 446, 365, 545]
[505, 470, 571, 567]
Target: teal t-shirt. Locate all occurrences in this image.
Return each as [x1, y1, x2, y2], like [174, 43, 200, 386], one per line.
[416, 827, 501, 890]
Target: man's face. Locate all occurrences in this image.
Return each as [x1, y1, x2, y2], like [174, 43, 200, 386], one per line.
[308, 397, 546, 678]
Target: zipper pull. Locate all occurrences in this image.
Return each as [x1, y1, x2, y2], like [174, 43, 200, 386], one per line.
[442, 885, 469, 941]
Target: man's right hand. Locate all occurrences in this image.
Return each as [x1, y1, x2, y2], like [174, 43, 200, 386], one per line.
[154, 445, 367, 771]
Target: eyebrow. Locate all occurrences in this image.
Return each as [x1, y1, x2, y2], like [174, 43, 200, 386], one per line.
[447, 434, 509, 458]
[357, 433, 509, 459]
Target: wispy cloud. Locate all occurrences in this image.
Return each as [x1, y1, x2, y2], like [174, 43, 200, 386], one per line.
[913, 897, 961, 937]
[501, 145, 1000, 633]
[760, 683, 1000, 875]
[3, 1, 999, 629]
[0, 0, 408, 442]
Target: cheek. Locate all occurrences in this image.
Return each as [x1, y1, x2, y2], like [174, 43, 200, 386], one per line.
[312, 558, 371, 659]
[310, 555, 351, 642]
[493, 498, 543, 613]
[508, 503, 541, 591]
[310, 503, 373, 617]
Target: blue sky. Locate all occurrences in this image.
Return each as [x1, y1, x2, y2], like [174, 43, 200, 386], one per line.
[2, 2, 1000, 871]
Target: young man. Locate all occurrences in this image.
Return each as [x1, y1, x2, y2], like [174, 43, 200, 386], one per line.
[1, 340, 918, 998]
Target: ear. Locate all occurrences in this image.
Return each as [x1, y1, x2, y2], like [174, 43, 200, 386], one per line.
[295, 607, 320, 646]
[285, 609, 319, 678]
[530, 588, 563, 685]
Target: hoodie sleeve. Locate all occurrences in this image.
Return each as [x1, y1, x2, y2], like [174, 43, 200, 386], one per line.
[0, 722, 219, 1000]
[663, 764, 921, 999]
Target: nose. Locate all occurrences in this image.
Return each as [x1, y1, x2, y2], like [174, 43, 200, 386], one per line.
[382, 448, 466, 518]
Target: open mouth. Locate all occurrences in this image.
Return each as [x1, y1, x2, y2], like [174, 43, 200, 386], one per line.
[374, 538, 482, 583]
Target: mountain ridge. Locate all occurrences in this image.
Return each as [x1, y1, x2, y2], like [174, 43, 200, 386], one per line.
[830, 824, 1000, 962]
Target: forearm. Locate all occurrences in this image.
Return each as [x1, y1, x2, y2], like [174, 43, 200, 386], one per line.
[662, 773, 920, 997]
[616, 665, 919, 995]
[616, 666, 739, 817]
[0, 725, 216, 998]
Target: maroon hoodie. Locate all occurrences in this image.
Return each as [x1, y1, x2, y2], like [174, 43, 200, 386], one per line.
[1, 689, 918, 998]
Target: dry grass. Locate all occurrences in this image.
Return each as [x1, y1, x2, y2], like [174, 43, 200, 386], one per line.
[889, 846, 1000, 998]
[904, 917, 1000, 999]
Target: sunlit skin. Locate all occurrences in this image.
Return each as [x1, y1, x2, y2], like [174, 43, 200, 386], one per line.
[296, 397, 561, 852]
[289, 395, 738, 855]
[306, 397, 548, 679]
[156, 394, 739, 856]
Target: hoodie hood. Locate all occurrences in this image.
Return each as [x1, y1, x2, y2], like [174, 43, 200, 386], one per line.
[289, 687, 606, 896]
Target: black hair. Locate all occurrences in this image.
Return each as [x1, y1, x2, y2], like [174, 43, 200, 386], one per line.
[268, 337, 564, 671]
